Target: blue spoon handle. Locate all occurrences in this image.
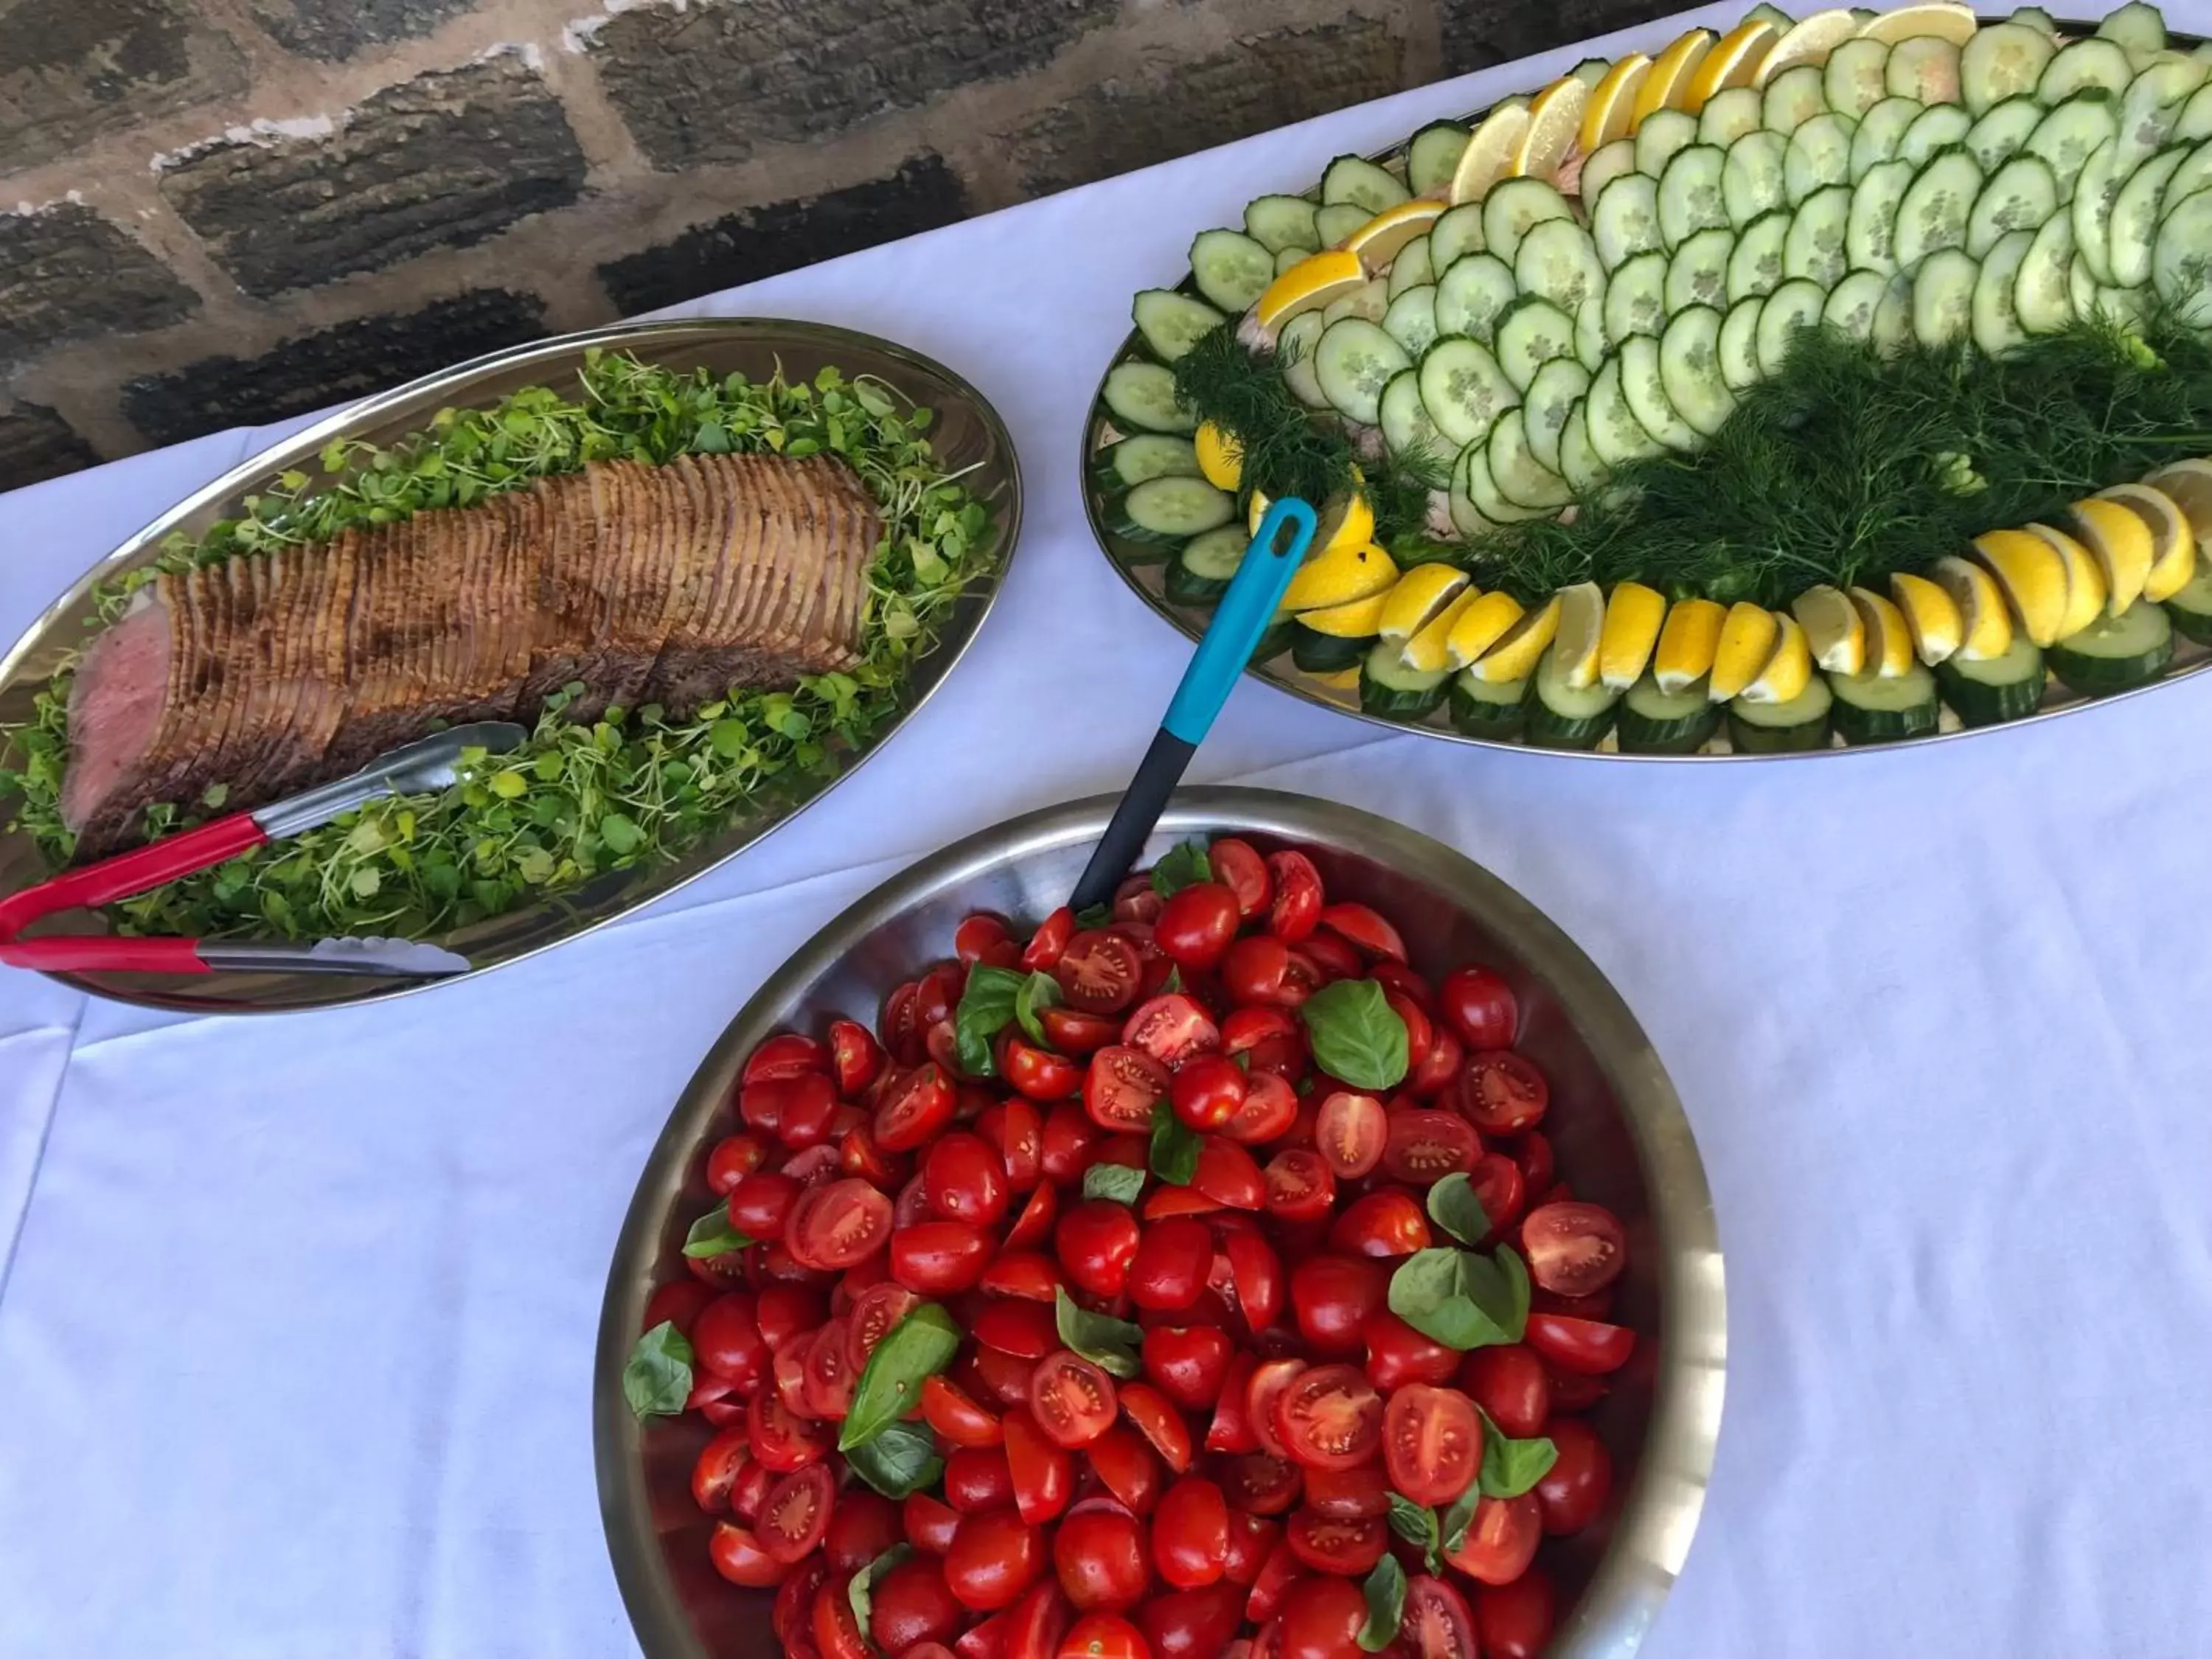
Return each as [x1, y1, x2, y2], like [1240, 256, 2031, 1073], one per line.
[1070, 497, 1320, 911]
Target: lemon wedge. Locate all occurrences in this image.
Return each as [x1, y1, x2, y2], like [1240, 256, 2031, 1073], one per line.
[1652, 597, 1725, 692]
[1888, 571, 1962, 665]
[1256, 489, 1374, 557]
[2024, 523, 2108, 639]
[1737, 612, 1813, 703]
[2142, 459, 2212, 540]
[1970, 528, 2069, 647]
[1548, 581, 1609, 689]
[1377, 564, 1471, 641]
[1859, 2, 1978, 45]
[1310, 665, 1363, 690]
[1281, 540, 1399, 612]
[2064, 495, 2157, 613]
[1449, 102, 1531, 204]
[1930, 554, 2016, 661]
[1297, 591, 1392, 637]
[1685, 20, 1777, 111]
[1753, 9, 1860, 83]
[1790, 583, 1867, 673]
[1466, 593, 1563, 683]
[2093, 483, 2196, 604]
[1848, 585, 1917, 678]
[1579, 53, 1652, 153]
[1404, 588, 1484, 672]
[1256, 249, 1368, 330]
[1444, 590, 1526, 669]
[1194, 422, 1242, 491]
[1707, 601, 1781, 700]
[1636, 29, 1716, 125]
[1514, 77, 1589, 179]
[1345, 200, 1447, 274]
[1597, 581, 1669, 689]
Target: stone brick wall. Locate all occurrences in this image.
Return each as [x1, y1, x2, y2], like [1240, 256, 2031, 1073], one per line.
[0, 0, 1678, 491]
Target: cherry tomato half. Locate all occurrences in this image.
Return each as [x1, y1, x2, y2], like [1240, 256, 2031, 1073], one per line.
[785, 1178, 894, 1272]
[1030, 1350, 1119, 1448]
[709, 1520, 788, 1587]
[1122, 995, 1220, 1069]
[1273, 1363, 1382, 1472]
[1460, 1050, 1548, 1134]
[1207, 838, 1272, 918]
[1381, 1108, 1481, 1183]
[1057, 932, 1144, 1015]
[1520, 1200, 1628, 1297]
[1264, 852, 1324, 944]
[876, 1063, 958, 1152]
[1445, 1493, 1540, 1586]
[1382, 1383, 1482, 1507]
[1313, 1091, 1386, 1179]
[759, 1463, 837, 1562]
[1085, 1046, 1169, 1135]
[1399, 1574, 1480, 1659]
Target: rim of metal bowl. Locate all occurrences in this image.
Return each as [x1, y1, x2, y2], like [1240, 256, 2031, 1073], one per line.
[594, 787, 1726, 1658]
[1076, 16, 2211, 762]
[0, 316, 1023, 1012]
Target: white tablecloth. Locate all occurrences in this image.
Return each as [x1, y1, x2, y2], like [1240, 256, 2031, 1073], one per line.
[5, 7, 2212, 1654]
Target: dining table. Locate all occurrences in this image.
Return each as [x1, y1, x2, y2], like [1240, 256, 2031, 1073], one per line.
[4, 4, 2211, 1654]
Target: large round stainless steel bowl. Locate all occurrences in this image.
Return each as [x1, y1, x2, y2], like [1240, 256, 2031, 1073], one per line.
[595, 789, 1726, 1657]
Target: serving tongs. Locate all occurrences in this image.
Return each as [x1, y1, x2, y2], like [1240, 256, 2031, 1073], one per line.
[0, 722, 525, 978]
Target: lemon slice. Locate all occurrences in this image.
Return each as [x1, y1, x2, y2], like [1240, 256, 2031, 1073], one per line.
[1636, 29, 1716, 125]
[1345, 200, 1447, 273]
[1256, 248, 1368, 330]
[1753, 9, 1860, 83]
[1514, 77, 1589, 179]
[1281, 542, 1399, 613]
[1298, 591, 1392, 637]
[2143, 459, 2212, 540]
[1737, 613, 1813, 703]
[1790, 583, 1866, 673]
[1404, 588, 1484, 672]
[1194, 422, 1242, 491]
[1859, 3, 1978, 45]
[2024, 523, 2107, 638]
[1685, 20, 1777, 111]
[1465, 593, 1563, 683]
[1444, 589, 1526, 669]
[1377, 564, 1470, 641]
[1596, 581, 1668, 689]
[1930, 554, 2016, 661]
[1579, 53, 1652, 153]
[2093, 483, 2195, 605]
[1707, 601, 1781, 700]
[1548, 581, 1608, 689]
[1652, 597, 1725, 692]
[1888, 571, 1962, 665]
[1449, 102, 1531, 204]
[1970, 529, 2068, 647]
[1310, 665, 1363, 690]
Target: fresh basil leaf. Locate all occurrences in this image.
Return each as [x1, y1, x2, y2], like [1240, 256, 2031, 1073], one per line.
[954, 963, 1026, 1078]
[1082, 1162, 1147, 1206]
[1387, 1492, 1441, 1571]
[1425, 1172, 1491, 1247]
[1299, 978, 1409, 1091]
[1054, 1287, 1143, 1379]
[1476, 1408, 1558, 1500]
[841, 1303, 961, 1450]
[1440, 1486, 1481, 1553]
[847, 1543, 911, 1635]
[1150, 839, 1212, 898]
[1388, 1248, 1513, 1350]
[1015, 970, 1062, 1046]
[1358, 1553, 1407, 1651]
[1163, 964, 1183, 994]
[622, 1320, 694, 1420]
[844, 1419, 943, 1498]
[1075, 902, 1113, 930]
[681, 1205, 752, 1259]
[1150, 1096, 1201, 1186]
[1461, 1245, 1531, 1344]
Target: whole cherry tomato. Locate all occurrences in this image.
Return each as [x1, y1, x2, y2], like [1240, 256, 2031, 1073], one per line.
[1438, 966, 1517, 1049]
[1055, 1200, 1141, 1299]
[1054, 1506, 1150, 1610]
[1142, 1324, 1235, 1411]
[1326, 1189, 1430, 1258]
[1127, 1216, 1214, 1310]
[1474, 1568, 1557, 1659]
[1169, 1054, 1245, 1132]
[1152, 1475, 1230, 1588]
[945, 1509, 1046, 1611]
[1154, 881, 1242, 973]
[1458, 1343, 1551, 1439]
[1533, 1417, 1613, 1534]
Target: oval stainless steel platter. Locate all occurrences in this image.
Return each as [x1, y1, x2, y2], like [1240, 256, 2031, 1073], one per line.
[0, 316, 1022, 1012]
[1079, 17, 2211, 760]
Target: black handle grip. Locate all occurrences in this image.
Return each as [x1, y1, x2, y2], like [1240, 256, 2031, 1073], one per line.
[1070, 729, 1198, 913]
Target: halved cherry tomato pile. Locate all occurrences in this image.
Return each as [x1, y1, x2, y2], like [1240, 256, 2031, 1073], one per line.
[627, 838, 1641, 1659]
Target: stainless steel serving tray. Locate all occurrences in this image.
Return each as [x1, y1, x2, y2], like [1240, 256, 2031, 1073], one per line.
[596, 789, 1726, 1659]
[1079, 18, 2211, 759]
[0, 317, 1023, 1012]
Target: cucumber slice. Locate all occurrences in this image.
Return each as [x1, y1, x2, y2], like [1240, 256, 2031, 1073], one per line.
[1660, 144, 1731, 248]
[1495, 297, 1577, 394]
[1618, 672, 1721, 753]
[1593, 173, 1664, 270]
[1102, 360, 1197, 434]
[1667, 225, 1736, 311]
[2069, 248, 2099, 318]
[1700, 85, 1766, 147]
[2113, 58, 2202, 171]
[1728, 209, 1790, 300]
[1278, 313, 1329, 411]
[1727, 678, 1833, 751]
[1378, 366, 1446, 463]
[1619, 333, 1699, 451]
[2152, 188, 2212, 323]
[1756, 278, 1826, 376]
[1972, 227, 2035, 355]
[1851, 96, 1921, 181]
[1094, 434, 1202, 495]
[1484, 179, 1574, 265]
[2014, 208, 2077, 333]
[1636, 108, 1701, 178]
[1189, 229, 1276, 313]
[1448, 669, 1528, 737]
[1276, 246, 1310, 276]
[1514, 218, 1606, 315]
[2072, 137, 2127, 284]
[1719, 296, 1766, 389]
[1823, 267, 1891, 340]
[1387, 235, 1437, 300]
[1245, 195, 1321, 255]
[2162, 561, 2212, 642]
[2109, 145, 2188, 287]
[1913, 246, 1980, 344]
[1557, 398, 1604, 495]
[1784, 184, 1851, 287]
[1419, 336, 1519, 448]
[1522, 358, 1591, 476]
[1785, 111, 1857, 205]
[1165, 524, 1248, 605]
[2048, 598, 2174, 692]
[1433, 251, 1519, 343]
[1579, 139, 1639, 208]
[1447, 444, 1495, 538]
[2098, 1, 2166, 53]
[1458, 436, 1548, 524]
[1966, 153, 2059, 257]
[1571, 56, 1611, 87]
[1763, 64, 1829, 136]
[1487, 408, 1573, 509]
[1961, 22, 2056, 114]
[1899, 104, 1973, 169]
[1725, 130, 1790, 226]
[2181, 83, 2212, 144]
[1829, 661, 1939, 742]
[2039, 37, 2134, 103]
[1429, 203, 1488, 273]
[1747, 4, 1794, 30]
[1602, 248, 1669, 346]
[1315, 202, 1374, 248]
[1935, 634, 2045, 723]
[1114, 476, 1237, 546]
[1573, 293, 1608, 373]
[1382, 285, 1441, 359]
[1871, 271, 1913, 352]
[1847, 158, 1914, 271]
[1323, 154, 1411, 214]
[2025, 94, 2121, 201]
[1360, 639, 1450, 717]
[1291, 623, 1377, 673]
[1888, 36, 1963, 104]
[1526, 639, 1621, 748]
[1409, 121, 1473, 199]
[1584, 356, 1664, 468]
[1826, 37, 1893, 119]
[1895, 149, 1983, 269]
[1658, 305, 1736, 437]
[1133, 289, 1226, 363]
[1315, 318, 1411, 426]
[2008, 6, 2059, 32]
[1966, 95, 2046, 171]
[1321, 278, 1389, 327]
[2168, 141, 2212, 212]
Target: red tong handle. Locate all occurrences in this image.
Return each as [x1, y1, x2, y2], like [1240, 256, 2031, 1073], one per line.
[0, 813, 268, 975]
